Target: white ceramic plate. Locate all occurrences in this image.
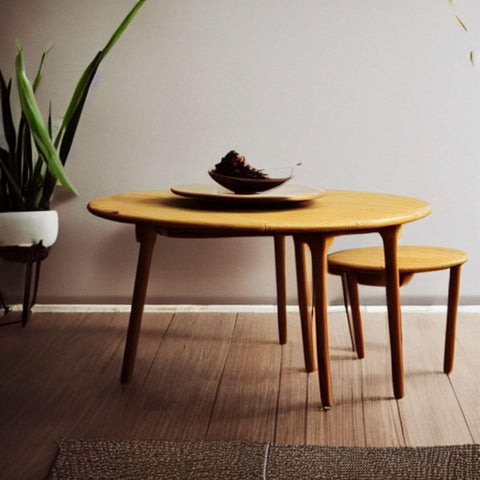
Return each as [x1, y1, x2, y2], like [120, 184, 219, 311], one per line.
[170, 184, 325, 205]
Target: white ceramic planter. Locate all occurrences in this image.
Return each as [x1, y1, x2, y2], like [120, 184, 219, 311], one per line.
[0, 210, 59, 247]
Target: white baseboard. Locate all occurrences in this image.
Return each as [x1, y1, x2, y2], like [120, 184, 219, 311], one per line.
[7, 304, 480, 313]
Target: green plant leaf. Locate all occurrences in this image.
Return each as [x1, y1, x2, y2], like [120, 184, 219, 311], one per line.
[38, 170, 58, 210]
[101, 0, 146, 59]
[15, 42, 78, 195]
[455, 14, 468, 32]
[32, 45, 53, 93]
[21, 116, 33, 187]
[2, 1, 146, 211]
[0, 146, 24, 208]
[24, 159, 46, 210]
[56, 0, 146, 163]
[14, 116, 28, 184]
[0, 71, 17, 160]
[56, 52, 102, 163]
[48, 102, 53, 138]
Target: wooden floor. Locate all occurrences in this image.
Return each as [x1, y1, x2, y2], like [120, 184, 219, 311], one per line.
[0, 309, 479, 479]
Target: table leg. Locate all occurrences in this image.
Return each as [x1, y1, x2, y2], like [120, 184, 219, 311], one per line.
[121, 224, 157, 384]
[380, 226, 404, 399]
[344, 272, 365, 358]
[444, 264, 462, 374]
[293, 238, 317, 373]
[274, 235, 288, 345]
[296, 235, 334, 409]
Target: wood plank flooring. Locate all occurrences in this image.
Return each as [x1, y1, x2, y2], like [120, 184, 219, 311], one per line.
[0, 309, 479, 479]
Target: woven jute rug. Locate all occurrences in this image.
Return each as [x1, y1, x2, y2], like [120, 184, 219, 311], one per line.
[47, 439, 480, 480]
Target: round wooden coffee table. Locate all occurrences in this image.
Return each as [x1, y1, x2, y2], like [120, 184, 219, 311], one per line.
[88, 188, 431, 408]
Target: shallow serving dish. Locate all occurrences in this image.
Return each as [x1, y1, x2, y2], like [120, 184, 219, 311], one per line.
[170, 183, 325, 206]
[208, 168, 293, 194]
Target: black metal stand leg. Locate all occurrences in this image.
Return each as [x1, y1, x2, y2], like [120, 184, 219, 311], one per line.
[22, 262, 34, 327]
[31, 260, 42, 308]
[0, 291, 10, 314]
[1, 242, 49, 328]
[20, 260, 44, 328]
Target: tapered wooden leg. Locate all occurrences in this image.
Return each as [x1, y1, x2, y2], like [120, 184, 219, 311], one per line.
[340, 274, 356, 353]
[121, 224, 157, 384]
[304, 235, 334, 409]
[380, 226, 404, 399]
[294, 238, 317, 372]
[444, 265, 462, 374]
[274, 235, 287, 345]
[345, 272, 365, 359]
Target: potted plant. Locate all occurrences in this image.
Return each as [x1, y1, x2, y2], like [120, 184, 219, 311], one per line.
[0, 0, 146, 324]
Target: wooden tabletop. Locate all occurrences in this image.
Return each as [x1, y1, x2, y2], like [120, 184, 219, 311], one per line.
[328, 246, 468, 274]
[87, 188, 432, 407]
[87, 189, 431, 236]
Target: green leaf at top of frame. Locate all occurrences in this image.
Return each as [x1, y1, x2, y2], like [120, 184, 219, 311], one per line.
[55, 0, 146, 163]
[455, 14, 468, 32]
[57, 52, 102, 163]
[15, 42, 78, 196]
[101, 0, 146, 60]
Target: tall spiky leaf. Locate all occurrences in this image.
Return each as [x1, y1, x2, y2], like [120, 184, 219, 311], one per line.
[56, 52, 102, 163]
[24, 158, 46, 210]
[0, 147, 23, 208]
[455, 14, 468, 32]
[0, 72, 17, 159]
[32, 45, 52, 93]
[56, 0, 146, 163]
[15, 42, 78, 196]
[38, 170, 57, 210]
[21, 117, 33, 187]
[14, 116, 27, 183]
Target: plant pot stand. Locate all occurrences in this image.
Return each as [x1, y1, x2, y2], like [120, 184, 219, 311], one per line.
[0, 292, 10, 314]
[0, 242, 50, 327]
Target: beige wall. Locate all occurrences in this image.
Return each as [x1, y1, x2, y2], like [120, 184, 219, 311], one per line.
[1, 0, 479, 306]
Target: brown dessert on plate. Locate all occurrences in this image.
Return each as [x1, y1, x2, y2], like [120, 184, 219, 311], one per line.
[212, 150, 269, 179]
[209, 150, 293, 194]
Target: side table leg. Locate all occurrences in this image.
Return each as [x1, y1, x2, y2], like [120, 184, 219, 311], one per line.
[121, 224, 157, 384]
[274, 235, 287, 345]
[444, 264, 462, 374]
[340, 273, 356, 353]
[380, 226, 404, 399]
[345, 273, 365, 359]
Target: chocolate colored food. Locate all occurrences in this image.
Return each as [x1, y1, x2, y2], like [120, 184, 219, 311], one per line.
[212, 151, 269, 179]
